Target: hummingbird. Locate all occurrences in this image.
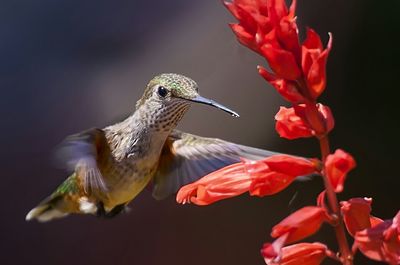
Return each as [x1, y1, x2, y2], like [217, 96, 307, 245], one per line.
[26, 73, 275, 222]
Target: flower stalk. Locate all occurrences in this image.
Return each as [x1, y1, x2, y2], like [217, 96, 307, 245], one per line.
[176, 1, 400, 263]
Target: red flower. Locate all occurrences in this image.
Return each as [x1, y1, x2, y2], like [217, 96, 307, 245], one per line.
[248, 155, 318, 197]
[262, 207, 329, 262]
[224, 0, 297, 54]
[176, 163, 251, 205]
[354, 211, 400, 264]
[341, 197, 373, 236]
[271, 206, 329, 244]
[301, 29, 333, 100]
[325, 149, 356, 193]
[176, 155, 318, 205]
[262, 242, 328, 265]
[275, 104, 334, 140]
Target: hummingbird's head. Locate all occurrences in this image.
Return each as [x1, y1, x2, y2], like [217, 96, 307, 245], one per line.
[136, 73, 239, 118]
[135, 73, 239, 132]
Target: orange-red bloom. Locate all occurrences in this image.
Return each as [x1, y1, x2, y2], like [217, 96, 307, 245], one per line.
[262, 242, 328, 265]
[275, 104, 334, 140]
[301, 29, 333, 100]
[176, 155, 318, 205]
[271, 206, 329, 244]
[325, 149, 356, 193]
[341, 197, 373, 236]
[354, 211, 400, 264]
[262, 207, 329, 263]
[176, 163, 251, 205]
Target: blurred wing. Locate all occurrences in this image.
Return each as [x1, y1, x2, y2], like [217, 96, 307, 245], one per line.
[152, 130, 277, 200]
[55, 128, 111, 195]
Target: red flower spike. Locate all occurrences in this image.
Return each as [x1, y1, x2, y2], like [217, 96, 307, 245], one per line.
[325, 149, 356, 193]
[271, 206, 328, 244]
[341, 197, 373, 236]
[354, 211, 400, 264]
[262, 242, 328, 265]
[176, 162, 251, 205]
[275, 104, 334, 140]
[258, 66, 305, 103]
[301, 29, 333, 100]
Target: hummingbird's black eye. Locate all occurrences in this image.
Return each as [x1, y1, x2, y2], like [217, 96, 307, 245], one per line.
[157, 86, 168, 98]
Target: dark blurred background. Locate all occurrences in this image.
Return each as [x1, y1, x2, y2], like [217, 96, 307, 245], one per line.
[1, 0, 399, 264]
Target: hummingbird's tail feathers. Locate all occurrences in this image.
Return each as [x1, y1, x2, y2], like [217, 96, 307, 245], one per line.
[25, 196, 68, 222]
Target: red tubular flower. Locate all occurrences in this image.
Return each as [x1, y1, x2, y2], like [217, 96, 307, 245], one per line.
[301, 29, 333, 100]
[248, 155, 318, 197]
[354, 211, 400, 264]
[176, 155, 318, 205]
[325, 149, 356, 193]
[271, 206, 329, 244]
[341, 197, 373, 236]
[176, 163, 251, 205]
[275, 104, 334, 139]
[262, 242, 328, 265]
[261, 207, 329, 263]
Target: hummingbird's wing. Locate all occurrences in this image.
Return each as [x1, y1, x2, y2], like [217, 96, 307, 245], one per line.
[152, 130, 277, 200]
[55, 128, 111, 195]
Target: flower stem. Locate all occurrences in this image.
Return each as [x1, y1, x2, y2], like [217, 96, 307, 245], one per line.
[319, 136, 353, 265]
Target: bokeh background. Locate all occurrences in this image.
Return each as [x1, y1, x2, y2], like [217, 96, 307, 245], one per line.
[1, 0, 399, 264]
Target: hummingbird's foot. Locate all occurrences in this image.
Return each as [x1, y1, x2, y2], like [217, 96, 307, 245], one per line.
[96, 201, 127, 219]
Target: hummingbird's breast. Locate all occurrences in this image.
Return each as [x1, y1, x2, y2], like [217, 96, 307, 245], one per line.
[99, 98, 190, 210]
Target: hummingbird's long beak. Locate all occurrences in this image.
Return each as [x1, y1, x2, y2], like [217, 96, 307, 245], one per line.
[188, 95, 240, 117]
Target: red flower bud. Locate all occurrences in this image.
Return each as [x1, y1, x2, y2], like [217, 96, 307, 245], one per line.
[271, 206, 329, 244]
[301, 29, 333, 100]
[262, 242, 327, 265]
[275, 104, 334, 140]
[325, 149, 356, 193]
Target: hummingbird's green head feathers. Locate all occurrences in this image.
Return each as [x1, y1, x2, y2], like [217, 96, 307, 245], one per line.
[136, 73, 239, 117]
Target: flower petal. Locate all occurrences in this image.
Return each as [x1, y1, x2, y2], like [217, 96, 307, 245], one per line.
[261, 43, 302, 80]
[262, 154, 318, 176]
[325, 149, 356, 193]
[271, 206, 328, 243]
[275, 106, 314, 139]
[341, 197, 373, 236]
[263, 242, 328, 265]
[258, 66, 306, 103]
[176, 162, 251, 205]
